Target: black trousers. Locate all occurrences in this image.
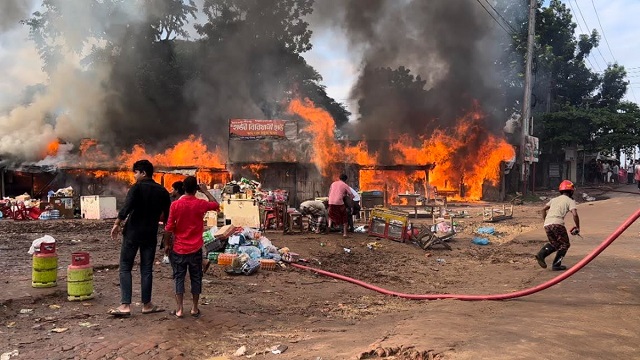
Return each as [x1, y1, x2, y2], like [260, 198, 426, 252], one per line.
[119, 238, 156, 304]
[170, 249, 203, 295]
[347, 201, 361, 231]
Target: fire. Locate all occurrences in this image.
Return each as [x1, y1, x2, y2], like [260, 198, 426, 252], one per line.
[119, 135, 225, 169]
[289, 98, 515, 201]
[287, 98, 378, 176]
[243, 164, 267, 179]
[51, 135, 227, 190]
[45, 141, 59, 157]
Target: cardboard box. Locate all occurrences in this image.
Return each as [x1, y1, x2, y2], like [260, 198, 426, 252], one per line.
[214, 224, 236, 239]
[80, 196, 117, 220]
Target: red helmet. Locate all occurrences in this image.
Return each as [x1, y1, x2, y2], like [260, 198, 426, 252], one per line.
[559, 180, 575, 192]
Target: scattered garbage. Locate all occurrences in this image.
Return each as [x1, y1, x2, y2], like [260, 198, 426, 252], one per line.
[472, 237, 490, 246]
[582, 193, 596, 202]
[78, 322, 98, 328]
[475, 227, 495, 235]
[436, 258, 446, 264]
[162, 255, 170, 264]
[271, 345, 288, 354]
[233, 345, 247, 357]
[19, 309, 33, 314]
[50, 327, 69, 333]
[366, 242, 382, 250]
[0, 350, 19, 360]
[343, 248, 352, 254]
[354, 225, 368, 233]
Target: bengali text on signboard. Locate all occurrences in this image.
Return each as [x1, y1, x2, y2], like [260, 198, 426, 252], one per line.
[229, 119, 287, 139]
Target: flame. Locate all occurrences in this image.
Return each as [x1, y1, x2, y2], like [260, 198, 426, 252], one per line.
[287, 98, 378, 176]
[289, 98, 515, 201]
[119, 135, 225, 169]
[46, 141, 60, 157]
[243, 164, 267, 179]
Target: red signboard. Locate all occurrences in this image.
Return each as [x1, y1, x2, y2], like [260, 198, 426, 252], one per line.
[229, 119, 287, 139]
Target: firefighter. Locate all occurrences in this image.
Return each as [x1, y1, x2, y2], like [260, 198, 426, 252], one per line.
[535, 180, 580, 271]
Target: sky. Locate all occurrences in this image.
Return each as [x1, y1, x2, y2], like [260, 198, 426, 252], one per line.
[301, 0, 640, 109]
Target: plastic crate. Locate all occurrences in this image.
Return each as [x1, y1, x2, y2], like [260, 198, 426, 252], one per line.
[217, 253, 238, 266]
[259, 259, 277, 271]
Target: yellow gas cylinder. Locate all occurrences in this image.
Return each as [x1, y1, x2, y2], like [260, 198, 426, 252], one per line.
[32, 242, 58, 288]
[67, 252, 94, 301]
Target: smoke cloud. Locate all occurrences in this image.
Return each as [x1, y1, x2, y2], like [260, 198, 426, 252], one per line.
[311, 0, 518, 140]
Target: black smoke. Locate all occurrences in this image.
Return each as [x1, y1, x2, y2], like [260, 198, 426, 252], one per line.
[312, 0, 519, 140]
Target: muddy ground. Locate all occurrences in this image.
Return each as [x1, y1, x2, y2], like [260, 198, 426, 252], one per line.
[1, 185, 639, 360]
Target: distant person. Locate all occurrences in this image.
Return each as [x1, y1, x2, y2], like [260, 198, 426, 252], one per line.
[535, 180, 580, 271]
[635, 160, 640, 190]
[163, 176, 219, 318]
[170, 181, 185, 202]
[109, 160, 171, 317]
[299, 200, 328, 234]
[161, 181, 186, 252]
[346, 186, 361, 232]
[327, 174, 354, 237]
[627, 160, 635, 184]
[612, 162, 619, 184]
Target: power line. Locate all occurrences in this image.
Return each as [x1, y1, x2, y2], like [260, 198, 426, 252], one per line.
[473, 0, 515, 37]
[571, 0, 609, 67]
[567, 0, 601, 72]
[590, 0, 616, 62]
[481, 0, 518, 34]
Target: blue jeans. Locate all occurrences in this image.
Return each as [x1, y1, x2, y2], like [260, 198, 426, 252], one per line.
[170, 249, 203, 295]
[119, 238, 157, 304]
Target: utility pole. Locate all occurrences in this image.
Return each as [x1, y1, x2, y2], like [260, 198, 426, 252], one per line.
[520, 0, 537, 194]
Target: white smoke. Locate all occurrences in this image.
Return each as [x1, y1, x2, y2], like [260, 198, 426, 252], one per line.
[0, 0, 146, 161]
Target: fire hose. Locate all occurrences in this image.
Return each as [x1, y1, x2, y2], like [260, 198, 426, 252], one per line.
[291, 208, 640, 301]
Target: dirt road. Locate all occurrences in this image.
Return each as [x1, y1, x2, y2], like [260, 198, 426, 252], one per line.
[1, 186, 638, 359]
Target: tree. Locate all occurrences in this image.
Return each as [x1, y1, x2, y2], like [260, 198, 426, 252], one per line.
[192, 0, 350, 127]
[594, 64, 629, 109]
[196, 0, 313, 54]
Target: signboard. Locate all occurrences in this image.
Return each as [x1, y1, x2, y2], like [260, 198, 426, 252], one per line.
[524, 135, 539, 163]
[229, 119, 286, 140]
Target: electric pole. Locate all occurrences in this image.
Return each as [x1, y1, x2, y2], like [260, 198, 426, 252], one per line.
[520, 0, 537, 194]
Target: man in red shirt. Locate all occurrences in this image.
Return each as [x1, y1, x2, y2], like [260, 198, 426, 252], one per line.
[327, 174, 354, 238]
[163, 176, 219, 318]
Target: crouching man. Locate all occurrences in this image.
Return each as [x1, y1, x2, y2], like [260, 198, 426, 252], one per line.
[299, 200, 328, 234]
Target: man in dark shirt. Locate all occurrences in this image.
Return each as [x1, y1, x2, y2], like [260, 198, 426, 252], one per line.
[108, 160, 171, 317]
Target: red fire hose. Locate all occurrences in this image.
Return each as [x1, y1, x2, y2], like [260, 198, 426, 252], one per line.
[291, 208, 640, 301]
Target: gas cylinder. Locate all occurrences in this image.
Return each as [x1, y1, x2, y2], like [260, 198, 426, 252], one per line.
[32, 242, 58, 288]
[67, 252, 94, 301]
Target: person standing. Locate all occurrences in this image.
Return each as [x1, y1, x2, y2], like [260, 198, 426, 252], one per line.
[327, 174, 354, 238]
[627, 160, 635, 184]
[109, 160, 171, 317]
[534, 180, 580, 271]
[635, 160, 640, 190]
[163, 176, 219, 318]
[347, 186, 361, 232]
[612, 161, 619, 184]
